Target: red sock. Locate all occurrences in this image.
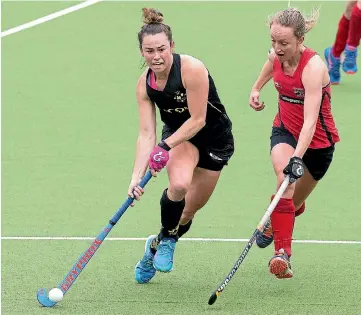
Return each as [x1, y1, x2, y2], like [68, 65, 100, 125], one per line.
[347, 4, 361, 48]
[333, 15, 350, 57]
[270, 195, 295, 257]
[295, 202, 305, 217]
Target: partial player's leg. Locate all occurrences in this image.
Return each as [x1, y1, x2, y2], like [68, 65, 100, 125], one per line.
[293, 145, 335, 215]
[177, 167, 222, 237]
[257, 127, 297, 278]
[324, 1, 356, 84]
[135, 139, 199, 283]
[257, 142, 335, 250]
[256, 127, 296, 251]
[255, 167, 316, 249]
[257, 139, 335, 279]
[267, 142, 296, 279]
[152, 141, 199, 273]
[292, 168, 317, 213]
[177, 127, 234, 237]
[343, 0, 361, 73]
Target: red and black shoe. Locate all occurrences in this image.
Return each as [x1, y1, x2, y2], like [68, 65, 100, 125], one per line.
[269, 248, 293, 279]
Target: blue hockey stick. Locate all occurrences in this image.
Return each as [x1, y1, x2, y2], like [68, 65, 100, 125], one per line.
[37, 170, 153, 307]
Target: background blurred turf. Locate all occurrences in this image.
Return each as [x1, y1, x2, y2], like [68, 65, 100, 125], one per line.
[2, 1, 361, 314]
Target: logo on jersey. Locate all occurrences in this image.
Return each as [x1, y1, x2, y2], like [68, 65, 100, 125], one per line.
[293, 88, 305, 97]
[174, 91, 187, 103]
[274, 82, 281, 89]
[280, 95, 304, 105]
[162, 106, 189, 114]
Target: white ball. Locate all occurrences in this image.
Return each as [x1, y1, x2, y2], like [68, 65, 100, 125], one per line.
[48, 288, 63, 302]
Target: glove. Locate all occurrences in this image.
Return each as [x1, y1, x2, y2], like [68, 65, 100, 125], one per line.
[283, 157, 304, 184]
[149, 141, 171, 172]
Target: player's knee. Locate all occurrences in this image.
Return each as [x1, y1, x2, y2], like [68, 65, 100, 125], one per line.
[276, 173, 286, 185]
[168, 180, 190, 199]
[345, 1, 357, 18]
[276, 173, 295, 196]
[347, 0, 357, 6]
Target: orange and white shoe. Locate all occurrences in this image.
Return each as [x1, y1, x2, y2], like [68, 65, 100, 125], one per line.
[268, 248, 293, 279]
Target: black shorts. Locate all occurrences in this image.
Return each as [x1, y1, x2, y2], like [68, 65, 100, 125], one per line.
[161, 117, 235, 171]
[270, 126, 335, 181]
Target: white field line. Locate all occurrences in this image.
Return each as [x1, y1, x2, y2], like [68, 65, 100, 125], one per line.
[1, 0, 102, 38]
[1, 236, 361, 244]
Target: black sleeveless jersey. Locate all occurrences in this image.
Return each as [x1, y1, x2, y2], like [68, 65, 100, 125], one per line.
[145, 54, 231, 133]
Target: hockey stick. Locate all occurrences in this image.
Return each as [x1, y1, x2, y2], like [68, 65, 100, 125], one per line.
[208, 175, 290, 305]
[37, 170, 153, 307]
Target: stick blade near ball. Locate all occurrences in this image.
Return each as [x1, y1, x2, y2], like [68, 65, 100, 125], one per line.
[37, 288, 57, 307]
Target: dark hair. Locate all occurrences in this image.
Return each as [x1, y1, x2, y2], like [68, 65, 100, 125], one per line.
[138, 8, 173, 48]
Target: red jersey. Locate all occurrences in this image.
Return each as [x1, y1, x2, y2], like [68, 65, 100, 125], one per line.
[272, 47, 340, 149]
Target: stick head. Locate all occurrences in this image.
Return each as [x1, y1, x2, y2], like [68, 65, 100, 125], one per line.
[37, 288, 57, 307]
[208, 292, 218, 305]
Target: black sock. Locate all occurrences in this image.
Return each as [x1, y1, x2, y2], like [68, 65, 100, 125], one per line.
[178, 220, 193, 238]
[159, 188, 185, 241]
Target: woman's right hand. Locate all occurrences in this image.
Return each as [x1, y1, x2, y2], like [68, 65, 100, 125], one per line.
[128, 178, 145, 207]
[249, 89, 265, 111]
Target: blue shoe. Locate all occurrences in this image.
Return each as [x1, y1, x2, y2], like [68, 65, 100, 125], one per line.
[342, 45, 358, 74]
[256, 220, 273, 248]
[134, 235, 157, 284]
[324, 47, 341, 85]
[153, 237, 176, 272]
